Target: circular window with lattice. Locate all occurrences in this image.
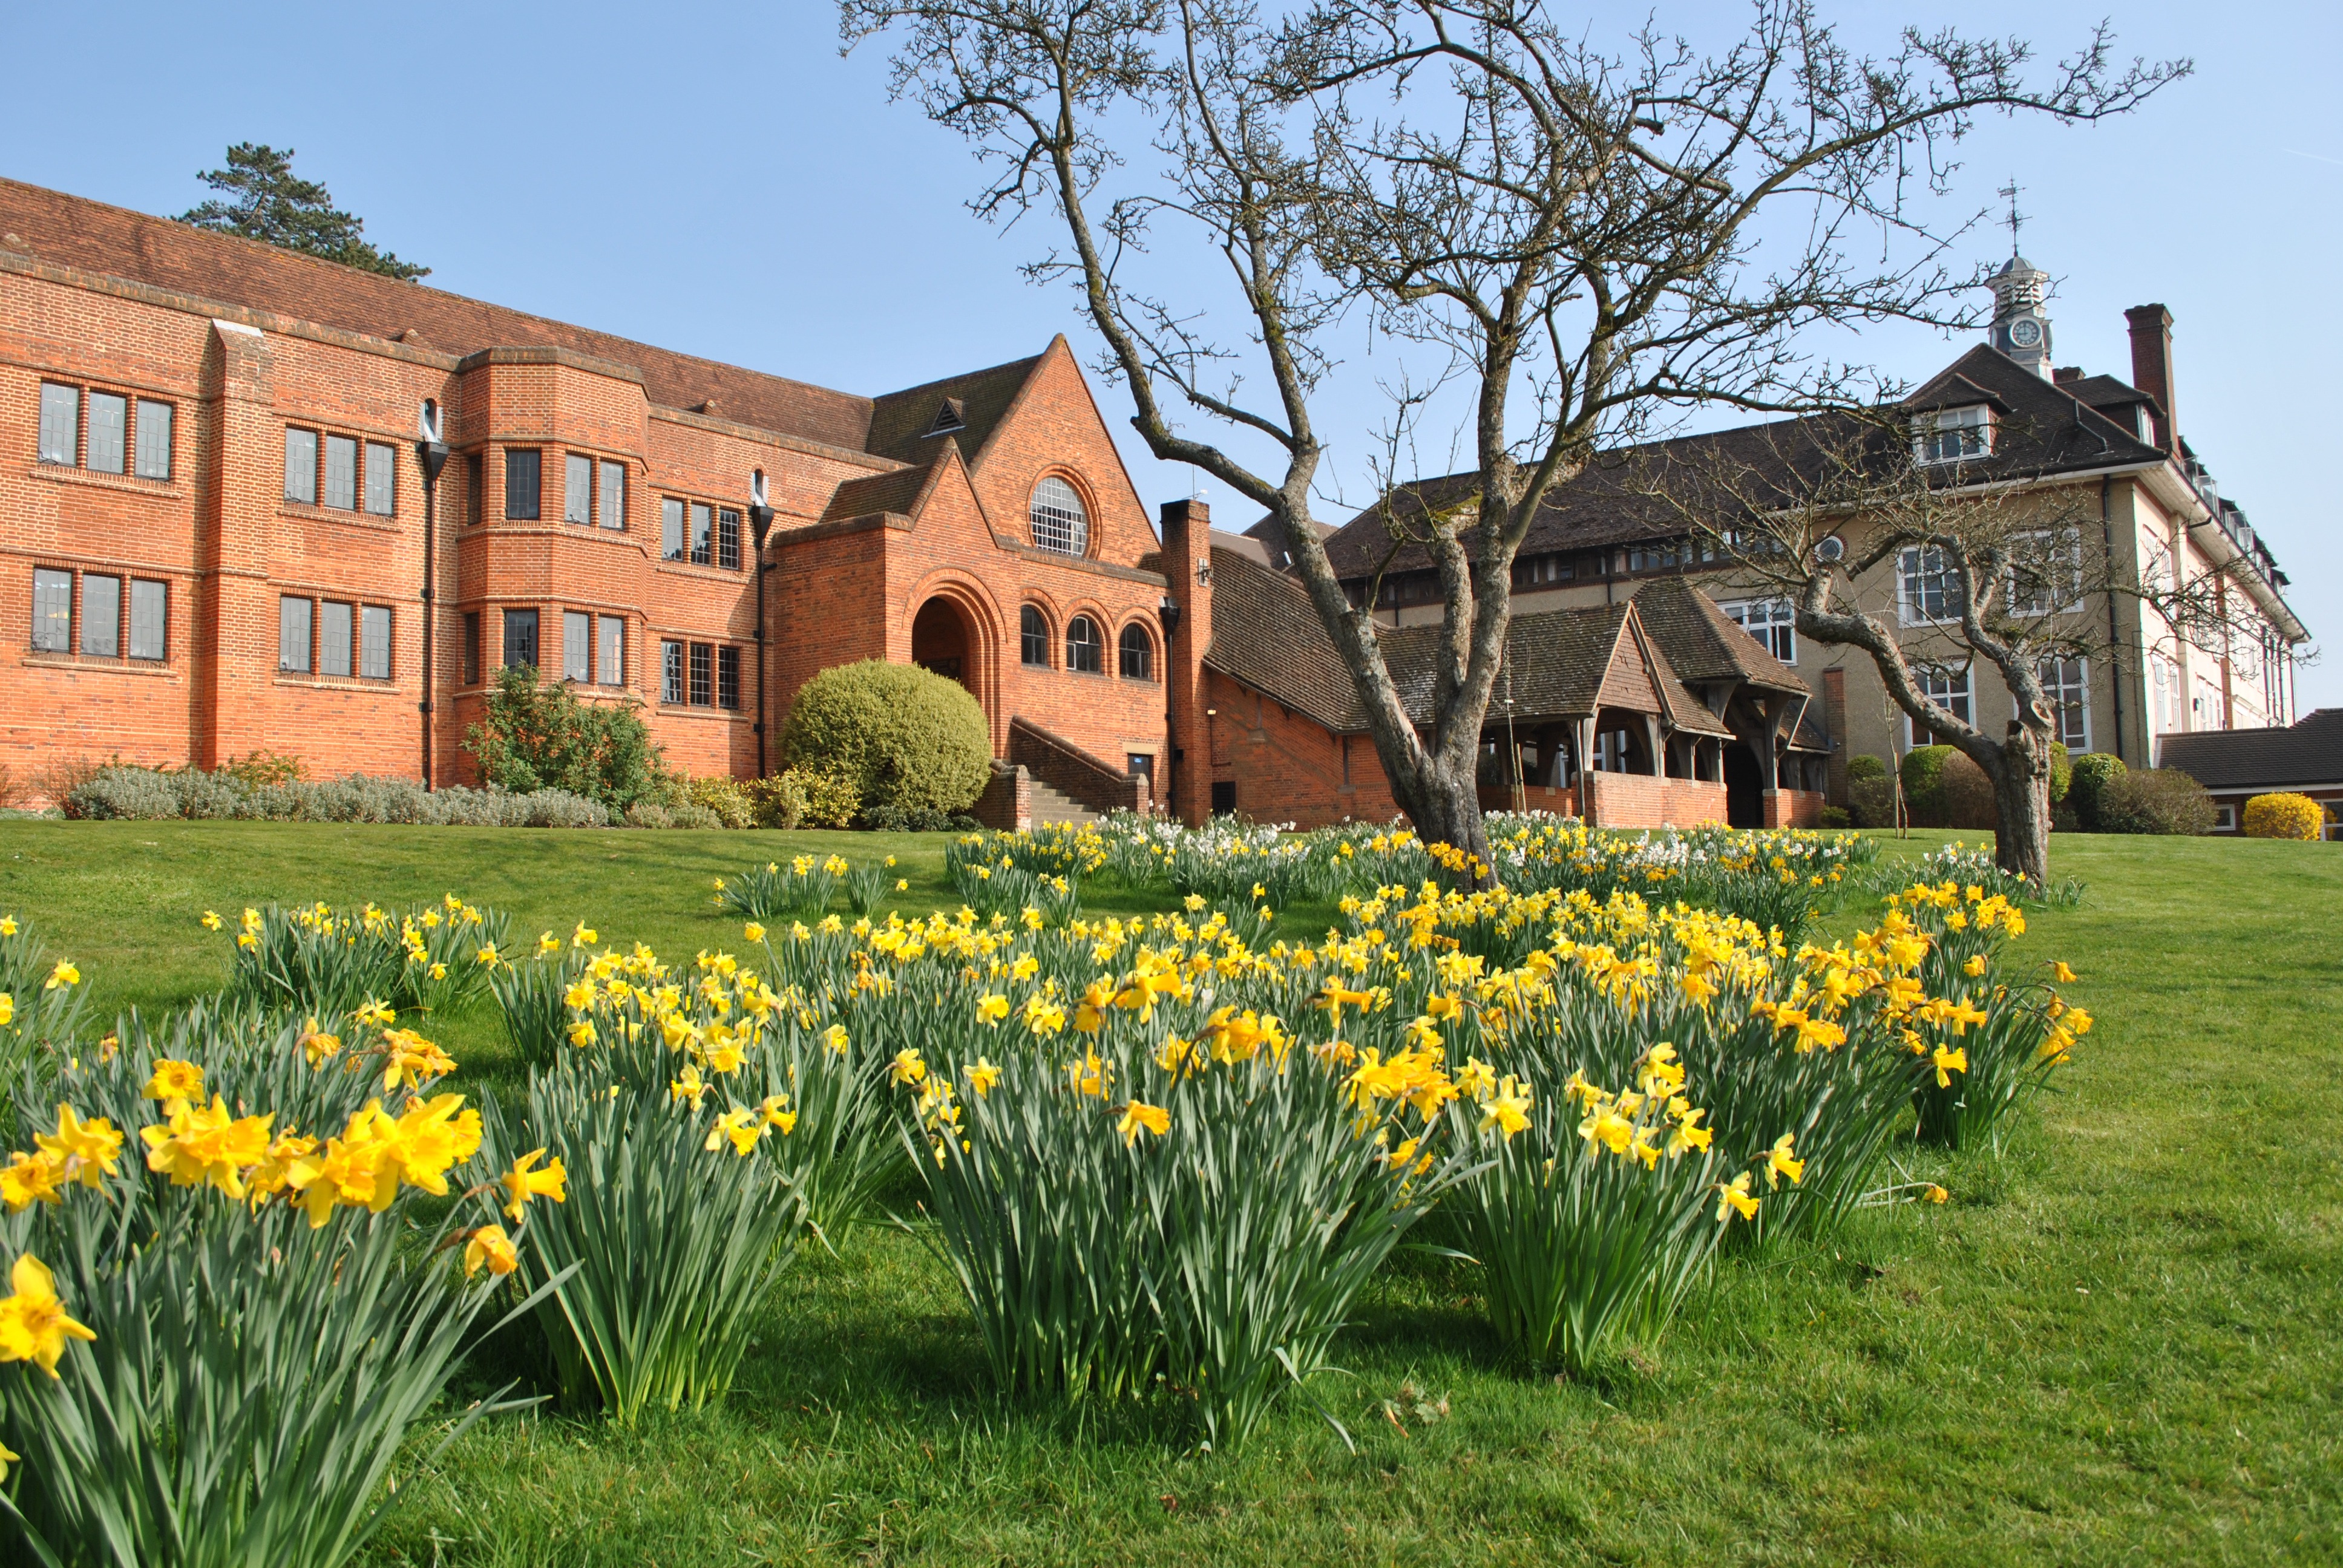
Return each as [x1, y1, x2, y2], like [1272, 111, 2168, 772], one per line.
[1029, 476, 1089, 555]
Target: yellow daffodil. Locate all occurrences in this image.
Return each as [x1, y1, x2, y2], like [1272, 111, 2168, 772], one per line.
[142, 1059, 205, 1109]
[1764, 1132, 1804, 1190]
[0, 1253, 97, 1377]
[1115, 1100, 1171, 1146]
[1, 1152, 65, 1212]
[1715, 1172, 1760, 1223]
[34, 1105, 122, 1189]
[975, 993, 1010, 1025]
[758, 1094, 797, 1134]
[500, 1149, 568, 1220]
[1925, 1184, 1950, 1204]
[463, 1224, 519, 1278]
[2052, 961, 2079, 983]
[1481, 1076, 1533, 1141]
[45, 962, 79, 991]
[706, 1108, 761, 1157]
[1931, 1044, 1968, 1088]
[200, 910, 223, 931]
[967, 1059, 1002, 1097]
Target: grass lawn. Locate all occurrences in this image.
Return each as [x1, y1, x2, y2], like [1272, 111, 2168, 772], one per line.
[1, 822, 2335, 1566]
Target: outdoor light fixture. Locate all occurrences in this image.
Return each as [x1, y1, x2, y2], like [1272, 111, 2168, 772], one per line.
[748, 469, 775, 538]
[414, 399, 452, 792]
[748, 469, 776, 779]
[1158, 593, 1181, 637]
[1196, 560, 1213, 586]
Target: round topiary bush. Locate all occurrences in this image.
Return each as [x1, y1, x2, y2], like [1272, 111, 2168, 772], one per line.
[2242, 792, 2325, 841]
[1846, 753, 1887, 783]
[2068, 752, 2125, 831]
[781, 660, 992, 820]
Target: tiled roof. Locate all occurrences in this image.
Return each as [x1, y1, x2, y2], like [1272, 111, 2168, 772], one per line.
[864, 351, 1045, 466]
[0, 177, 880, 449]
[1320, 344, 2168, 581]
[818, 459, 937, 524]
[2056, 373, 2155, 413]
[1629, 577, 1806, 692]
[1205, 545, 1733, 736]
[2158, 709, 2343, 791]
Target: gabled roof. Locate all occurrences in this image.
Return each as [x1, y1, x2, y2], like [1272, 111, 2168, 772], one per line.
[0, 177, 877, 450]
[1628, 577, 1806, 693]
[2056, 373, 2156, 413]
[1320, 343, 2170, 582]
[2157, 710, 2343, 791]
[1204, 545, 1735, 737]
[863, 351, 1045, 466]
[818, 458, 939, 524]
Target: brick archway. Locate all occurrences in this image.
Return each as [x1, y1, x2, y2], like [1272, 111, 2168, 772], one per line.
[904, 575, 1005, 755]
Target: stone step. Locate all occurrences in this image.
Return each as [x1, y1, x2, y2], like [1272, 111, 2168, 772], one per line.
[1029, 779, 1096, 826]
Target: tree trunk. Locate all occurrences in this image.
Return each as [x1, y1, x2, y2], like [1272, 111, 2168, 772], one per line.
[1987, 720, 2053, 885]
[1392, 756, 1493, 883]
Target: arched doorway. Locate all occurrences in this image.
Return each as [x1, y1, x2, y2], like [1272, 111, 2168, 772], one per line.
[1724, 741, 1765, 828]
[912, 597, 971, 687]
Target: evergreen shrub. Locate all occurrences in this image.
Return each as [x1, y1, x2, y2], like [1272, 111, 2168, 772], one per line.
[2068, 753, 2126, 831]
[780, 661, 989, 818]
[2096, 768, 2215, 835]
[463, 665, 671, 811]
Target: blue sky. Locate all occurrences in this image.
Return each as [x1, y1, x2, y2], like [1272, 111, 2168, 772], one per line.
[11, 1, 2337, 709]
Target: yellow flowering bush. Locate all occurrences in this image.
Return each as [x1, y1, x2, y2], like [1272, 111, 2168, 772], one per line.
[2242, 792, 2325, 841]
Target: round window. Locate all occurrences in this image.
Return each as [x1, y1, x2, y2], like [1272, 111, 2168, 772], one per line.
[1029, 476, 1089, 555]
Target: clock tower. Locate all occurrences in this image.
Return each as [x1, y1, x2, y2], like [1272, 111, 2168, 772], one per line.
[1990, 253, 2054, 377]
[1987, 181, 2052, 377]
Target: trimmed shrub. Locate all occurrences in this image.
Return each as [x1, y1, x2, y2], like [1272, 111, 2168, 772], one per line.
[624, 801, 673, 829]
[1849, 775, 1899, 829]
[687, 776, 756, 831]
[2243, 792, 2324, 841]
[2068, 752, 2126, 831]
[1819, 805, 1852, 829]
[2097, 768, 2215, 836]
[2049, 741, 2072, 805]
[1941, 751, 1997, 831]
[1899, 746, 1955, 827]
[667, 802, 724, 831]
[780, 661, 990, 818]
[1846, 753, 1887, 783]
[463, 665, 670, 811]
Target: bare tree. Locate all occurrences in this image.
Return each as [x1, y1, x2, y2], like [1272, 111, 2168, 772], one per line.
[1641, 412, 2261, 881]
[839, 0, 2182, 863]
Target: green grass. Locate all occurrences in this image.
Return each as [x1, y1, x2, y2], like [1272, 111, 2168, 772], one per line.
[1, 823, 2336, 1566]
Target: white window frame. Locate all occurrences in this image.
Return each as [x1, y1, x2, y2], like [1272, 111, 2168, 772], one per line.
[1914, 404, 1993, 465]
[2036, 655, 2091, 753]
[2007, 529, 2085, 616]
[1898, 546, 1964, 627]
[1906, 662, 1973, 748]
[1719, 597, 1797, 664]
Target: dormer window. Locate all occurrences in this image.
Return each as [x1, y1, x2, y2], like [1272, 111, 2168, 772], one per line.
[929, 397, 966, 436]
[1915, 405, 1991, 465]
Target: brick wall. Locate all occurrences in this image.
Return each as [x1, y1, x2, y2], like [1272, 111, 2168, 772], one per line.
[2, 244, 1173, 792]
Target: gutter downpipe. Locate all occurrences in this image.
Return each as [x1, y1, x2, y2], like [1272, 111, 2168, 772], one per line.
[2099, 475, 2123, 763]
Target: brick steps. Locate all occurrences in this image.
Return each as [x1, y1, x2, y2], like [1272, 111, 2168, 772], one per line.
[1028, 779, 1096, 826]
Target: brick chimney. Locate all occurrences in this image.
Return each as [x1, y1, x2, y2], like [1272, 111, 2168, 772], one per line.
[2125, 304, 2176, 452]
[1159, 498, 1213, 825]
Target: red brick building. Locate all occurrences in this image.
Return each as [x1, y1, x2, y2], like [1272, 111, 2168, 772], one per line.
[2, 175, 1810, 832]
[1, 177, 1179, 812]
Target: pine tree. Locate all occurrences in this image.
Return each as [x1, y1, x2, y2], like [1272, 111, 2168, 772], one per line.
[179, 143, 429, 281]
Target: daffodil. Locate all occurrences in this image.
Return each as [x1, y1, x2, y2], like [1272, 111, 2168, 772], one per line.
[500, 1148, 568, 1219]
[0, 1254, 96, 1376]
[1480, 1076, 1533, 1140]
[1, 1152, 65, 1212]
[966, 1059, 1002, 1097]
[44, 961, 79, 990]
[1115, 1100, 1171, 1146]
[142, 1059, 205, 1109]
[463, 1225, 519, 1278]
[34, 1105, 122, 1188]
[1764, 1132, 1804, 1190]
[1930, 1044, 1968, 1088]
[706, 1108, 761, 1157]
[1715, 1172, 1760, 1223]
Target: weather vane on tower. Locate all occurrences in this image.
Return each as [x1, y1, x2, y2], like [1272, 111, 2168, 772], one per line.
[1998, 178, 2025, 256]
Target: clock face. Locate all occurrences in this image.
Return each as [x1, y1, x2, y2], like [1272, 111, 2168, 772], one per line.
[2010, 318, 2043, 348]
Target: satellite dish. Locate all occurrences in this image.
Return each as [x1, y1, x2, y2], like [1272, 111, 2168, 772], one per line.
[1814, 534, 1846, 563]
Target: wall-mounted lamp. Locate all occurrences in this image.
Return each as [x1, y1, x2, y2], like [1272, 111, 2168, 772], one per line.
[747, 468, 775, 544]
[1158, 593, 1181, 637]
[1196, 560, 1213, 587]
